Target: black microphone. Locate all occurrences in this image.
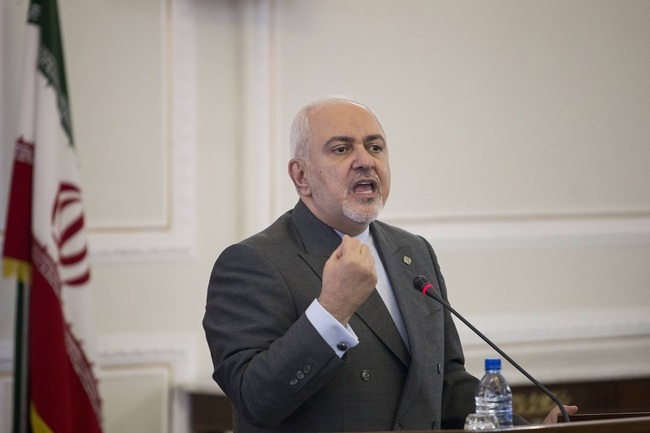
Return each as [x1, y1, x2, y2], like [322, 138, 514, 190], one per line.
[413, 275, 570, 423]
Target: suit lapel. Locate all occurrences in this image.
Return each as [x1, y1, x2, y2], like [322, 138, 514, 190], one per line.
[356, 290, 411, 367]
[371, 223, 442, 420]
[291, 200, 342, 257]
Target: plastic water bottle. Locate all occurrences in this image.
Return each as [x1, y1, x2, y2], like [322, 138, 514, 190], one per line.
[475, 358, 513, 428]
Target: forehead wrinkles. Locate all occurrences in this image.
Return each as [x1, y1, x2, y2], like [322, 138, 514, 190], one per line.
[308, 105, 385, 149]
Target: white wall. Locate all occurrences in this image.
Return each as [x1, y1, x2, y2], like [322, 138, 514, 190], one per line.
[2, 1, 650, 432]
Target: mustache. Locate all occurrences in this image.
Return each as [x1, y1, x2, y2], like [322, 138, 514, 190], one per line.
[347, 170, 381, 188]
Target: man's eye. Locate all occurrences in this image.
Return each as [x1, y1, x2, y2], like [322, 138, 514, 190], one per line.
[369, 144, 383, 152]
[333, 147, 348, 154]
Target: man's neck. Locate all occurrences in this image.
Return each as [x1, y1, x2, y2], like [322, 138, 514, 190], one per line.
[334, 226, 370, 241]
[299, 199, 372, 236]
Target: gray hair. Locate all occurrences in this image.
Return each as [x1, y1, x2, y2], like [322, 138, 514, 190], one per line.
[289, 95, 378, 161]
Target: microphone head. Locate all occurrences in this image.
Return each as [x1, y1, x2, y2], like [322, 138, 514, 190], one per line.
[413, 275, 430, 291]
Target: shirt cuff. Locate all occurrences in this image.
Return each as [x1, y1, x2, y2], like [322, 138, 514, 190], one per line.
[305, 299, 359, 358]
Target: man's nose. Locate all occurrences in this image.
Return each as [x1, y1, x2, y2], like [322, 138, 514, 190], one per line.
[351, 147, 375, 169]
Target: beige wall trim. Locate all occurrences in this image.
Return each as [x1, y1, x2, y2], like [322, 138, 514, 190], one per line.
[88, 0, 196, 263]
[388, 214, 650, 251]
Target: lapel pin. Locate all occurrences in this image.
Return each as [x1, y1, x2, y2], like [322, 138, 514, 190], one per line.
[403, 255, 412, 265]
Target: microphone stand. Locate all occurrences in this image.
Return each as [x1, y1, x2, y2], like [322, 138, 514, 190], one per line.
[416, 276, 570, 423]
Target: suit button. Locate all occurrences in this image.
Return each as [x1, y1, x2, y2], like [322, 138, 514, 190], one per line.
[360, 369, 370, 381]
[432, 420, 440, 430]
[289, 377, 298, 386]
[302, 365, 312, 374]
[394, 422, 402, 430]
[437, 363, 443, 374]
[296, 370, 305, 379]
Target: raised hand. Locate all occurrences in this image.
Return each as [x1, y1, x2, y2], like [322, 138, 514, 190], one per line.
[318, 235, 377, 325]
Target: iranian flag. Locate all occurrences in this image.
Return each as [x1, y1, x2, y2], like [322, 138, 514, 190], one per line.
[2, 0, 103, 432]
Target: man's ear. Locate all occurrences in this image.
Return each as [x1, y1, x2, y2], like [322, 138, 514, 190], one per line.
[288, 159, 310, 196]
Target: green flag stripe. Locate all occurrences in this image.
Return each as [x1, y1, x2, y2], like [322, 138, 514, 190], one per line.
[29, 0, 74, 146]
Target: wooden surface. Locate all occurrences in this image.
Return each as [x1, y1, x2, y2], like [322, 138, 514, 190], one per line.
[457, 416, 650, 432]
[187, 377, 650, 432]
[369, 416, 650, 432]
[511, 377, 650, 423]
[189, 391, 233, 433]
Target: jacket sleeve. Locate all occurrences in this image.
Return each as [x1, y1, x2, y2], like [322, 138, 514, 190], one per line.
[202, 243, 347, 428]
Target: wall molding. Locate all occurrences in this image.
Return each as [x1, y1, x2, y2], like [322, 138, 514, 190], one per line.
[97, 332, 197, 385]
[242, 0, 650, 252]
[0, 0, 196, 262]
[2, 309, 648, 385]
[101, 332, 197, 433]
[87, 0, 196, 263]
[1, 312, 648, 429]
[240, 0, 274, 236]
[100, 366, 171, 433]
[455, 307, 650, 385]
[0, 332, 197, 433]
[384, 212, 650, 251]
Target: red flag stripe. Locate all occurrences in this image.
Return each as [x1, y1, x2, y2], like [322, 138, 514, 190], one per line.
[59, 244, 88, 266]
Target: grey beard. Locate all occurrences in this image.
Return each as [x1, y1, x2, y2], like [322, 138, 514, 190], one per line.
[342, 196, 384, 224]
[343, 170, 384, 223]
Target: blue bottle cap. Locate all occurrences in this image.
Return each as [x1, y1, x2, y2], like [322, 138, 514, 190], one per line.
[485, 358, 501, 370]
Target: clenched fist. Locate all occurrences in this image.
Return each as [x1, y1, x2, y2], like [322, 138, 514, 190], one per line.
[318, 235, 378, 325]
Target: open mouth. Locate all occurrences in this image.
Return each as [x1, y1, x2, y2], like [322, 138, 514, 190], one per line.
[352, 179, 378, 195]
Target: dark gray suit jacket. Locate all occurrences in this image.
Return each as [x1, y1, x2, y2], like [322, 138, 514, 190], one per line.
[203, 200, 479, 432]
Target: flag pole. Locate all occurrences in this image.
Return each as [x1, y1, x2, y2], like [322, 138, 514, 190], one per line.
[12, 280, 29, 433]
